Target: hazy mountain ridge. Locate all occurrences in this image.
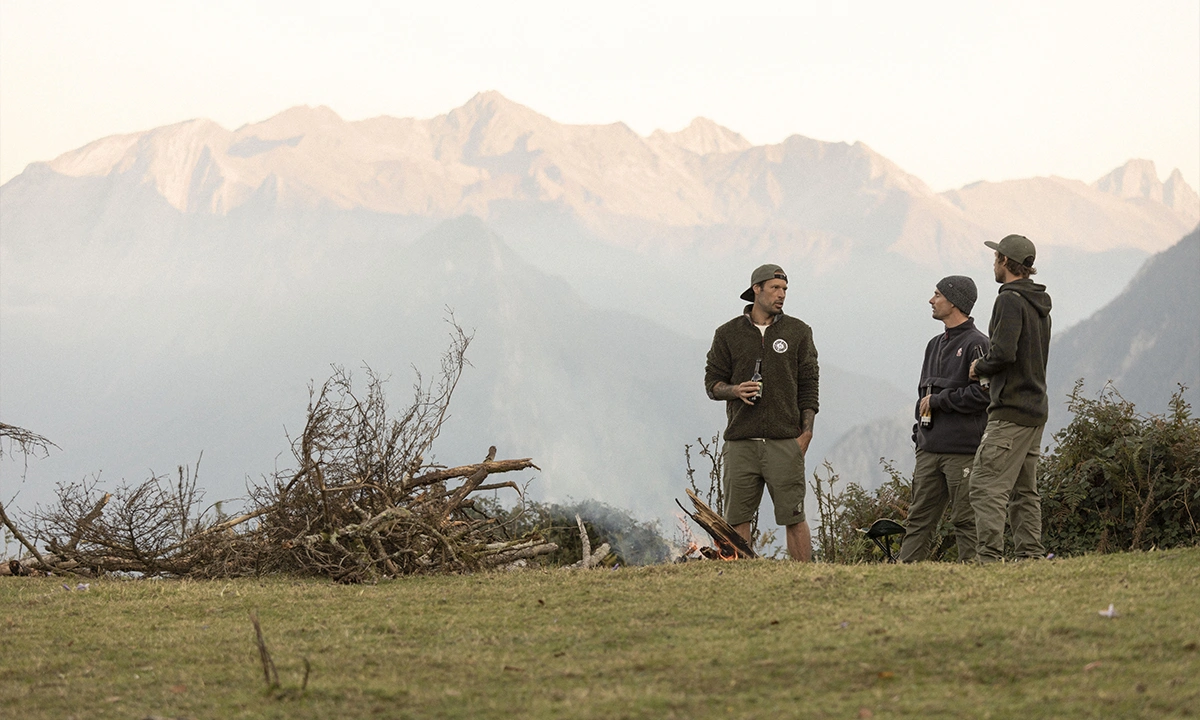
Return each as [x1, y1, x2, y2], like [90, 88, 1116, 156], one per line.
[1095, 160, 1200, 220]
[16, 92, 1195, 266]
[648, 117, 753, 156]
[4, 93, 1197, 524]
[1047, 226, 1200, 430]
[0, 210, 905, 524]
[943, 163, 1198, 254]
[10, 92, 1190, 382]
[822, 414, 915, 490]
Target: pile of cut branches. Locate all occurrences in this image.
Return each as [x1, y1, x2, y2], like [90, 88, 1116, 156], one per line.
[4, 321, 557, 580]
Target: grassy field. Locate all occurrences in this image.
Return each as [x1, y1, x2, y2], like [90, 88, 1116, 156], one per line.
[2, 548, 1198, 719]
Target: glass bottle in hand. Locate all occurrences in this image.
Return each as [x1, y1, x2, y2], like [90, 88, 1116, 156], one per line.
[750, 359, 763, 403]
[974, 346, 990, 389]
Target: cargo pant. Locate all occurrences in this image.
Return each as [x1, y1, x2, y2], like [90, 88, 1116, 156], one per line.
[969, 420, 1046, 563]
[898, 450, 977, 563]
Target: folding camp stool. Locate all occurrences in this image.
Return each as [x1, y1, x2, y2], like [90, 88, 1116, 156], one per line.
[859, 518, 906, 563]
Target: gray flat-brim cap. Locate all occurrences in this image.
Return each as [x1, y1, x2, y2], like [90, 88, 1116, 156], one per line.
[740, 264, 787, 302]
[985, 234, 1037, 268]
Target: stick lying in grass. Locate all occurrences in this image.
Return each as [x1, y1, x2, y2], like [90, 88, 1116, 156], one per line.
[249, 611, 280, 689]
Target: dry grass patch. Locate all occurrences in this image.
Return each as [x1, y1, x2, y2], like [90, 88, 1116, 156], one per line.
[2, 548, 1198, 719]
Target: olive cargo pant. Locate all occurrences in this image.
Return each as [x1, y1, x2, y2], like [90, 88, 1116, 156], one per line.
[898, 450, 977, 563]
[969, 420, 1046, 563]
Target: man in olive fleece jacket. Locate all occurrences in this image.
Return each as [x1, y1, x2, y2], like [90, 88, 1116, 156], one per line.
[705, 264, 819, 561]
[969, 234, 1053, 563]
[899, 276, 990, 563]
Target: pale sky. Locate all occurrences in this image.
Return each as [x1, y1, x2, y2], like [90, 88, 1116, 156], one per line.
[1, 0, 1197, 192]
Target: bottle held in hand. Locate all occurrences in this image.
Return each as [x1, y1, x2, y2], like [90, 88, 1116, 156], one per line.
[750, 359, 763, 403]
[920, 385, 933, 427]
[974, 346, 990, 389]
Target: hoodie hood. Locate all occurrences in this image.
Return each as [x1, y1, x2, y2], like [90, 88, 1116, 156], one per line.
[1001, 279, 1052, 317]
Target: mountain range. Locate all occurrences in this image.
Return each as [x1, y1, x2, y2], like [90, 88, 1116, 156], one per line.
[1047, 226, 1200, 429]
[2, 91, 1196, 526]
[29, 92, 1196, 256]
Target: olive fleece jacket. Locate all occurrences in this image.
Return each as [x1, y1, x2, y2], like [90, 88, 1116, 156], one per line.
[974, 279, 1053, 426]
[704, 309, 819, 441]
[913, 319, 991, 455]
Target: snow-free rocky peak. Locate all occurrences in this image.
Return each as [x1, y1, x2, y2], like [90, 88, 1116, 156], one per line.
[649, 117, 753, 155]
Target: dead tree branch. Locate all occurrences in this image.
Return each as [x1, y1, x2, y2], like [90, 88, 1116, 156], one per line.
[0, 422, 59, 461]
[9, 317, 551, 578]
[677, 488, 758, 560]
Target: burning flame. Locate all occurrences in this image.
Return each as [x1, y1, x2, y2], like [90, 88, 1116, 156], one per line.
[675, 510, 741, 561]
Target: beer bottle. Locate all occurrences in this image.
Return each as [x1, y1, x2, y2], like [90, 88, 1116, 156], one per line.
[750, 359, 763, 402]
[974, 346, 990, 389]
[920, 385, 933, 427]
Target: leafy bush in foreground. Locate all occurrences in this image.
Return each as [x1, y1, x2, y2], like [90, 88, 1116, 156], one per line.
[1040, 382, 1200, 555]
[811, 460, 915, 563]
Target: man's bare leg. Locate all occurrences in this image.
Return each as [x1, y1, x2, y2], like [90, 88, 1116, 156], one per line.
[735, 521, 812, 561]
[786, 521, 812, 562]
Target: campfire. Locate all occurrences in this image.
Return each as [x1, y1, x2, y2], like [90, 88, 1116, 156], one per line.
[675, 488, 757, 561]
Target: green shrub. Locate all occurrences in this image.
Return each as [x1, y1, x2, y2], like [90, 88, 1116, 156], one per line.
[811, 460, 915, 563]
[1039, 382, 1200, 555]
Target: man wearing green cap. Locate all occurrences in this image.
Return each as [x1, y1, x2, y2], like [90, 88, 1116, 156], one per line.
[704, 264, 819, 561]
[969, 234, 1053, 563]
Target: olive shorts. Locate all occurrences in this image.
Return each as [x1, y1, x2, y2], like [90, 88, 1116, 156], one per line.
[723, 438, 807, 527]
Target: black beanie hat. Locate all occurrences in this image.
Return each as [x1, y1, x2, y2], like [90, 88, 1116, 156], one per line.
[936, 275, 977, 316]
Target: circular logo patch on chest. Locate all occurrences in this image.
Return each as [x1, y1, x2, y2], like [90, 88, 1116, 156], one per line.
[772, 339, 788, 353]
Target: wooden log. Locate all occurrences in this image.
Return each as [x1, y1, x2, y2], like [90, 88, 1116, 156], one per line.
[679, 488, 758, 559]
[567, 514, 610, 569]
[438, 447, 497, 520]
[405, 457, 537, 490]
[479, 541, 559, 567]
[576, 514, 591, 564]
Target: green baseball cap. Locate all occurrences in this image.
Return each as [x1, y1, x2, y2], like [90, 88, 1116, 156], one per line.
[740, 264, 787, 301]
[985, 234, 1037, 268]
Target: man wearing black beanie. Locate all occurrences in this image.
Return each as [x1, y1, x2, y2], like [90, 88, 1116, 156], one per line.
[898, 276, 990, 563]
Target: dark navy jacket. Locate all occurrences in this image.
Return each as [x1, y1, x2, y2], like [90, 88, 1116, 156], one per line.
[914, 319, 991, 454]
